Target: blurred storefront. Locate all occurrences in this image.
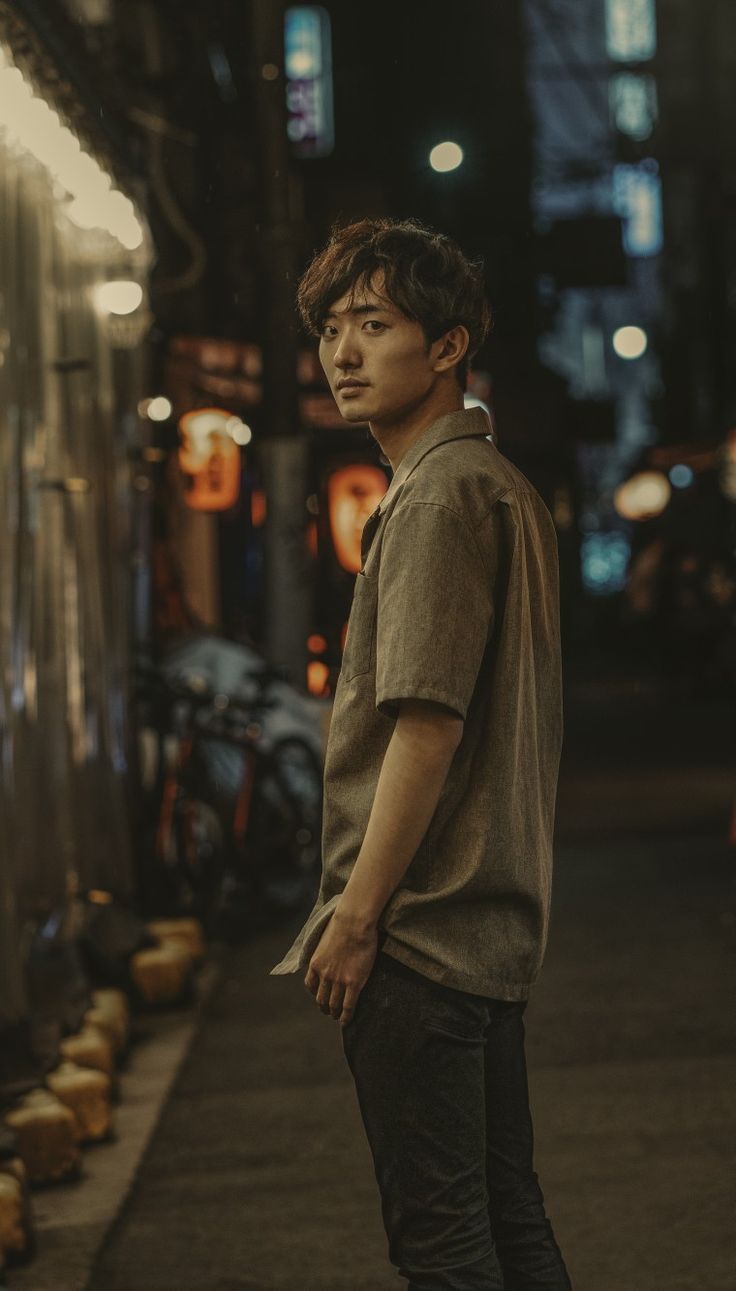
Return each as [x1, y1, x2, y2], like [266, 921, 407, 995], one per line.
[0, 10, 152, 1079]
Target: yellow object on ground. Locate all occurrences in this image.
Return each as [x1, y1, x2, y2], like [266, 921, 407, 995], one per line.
[60, 1023, 115, 1076]
[85, 987, 131, 1055]
[147, 918, 206, 964]
[0, 1159, 33, 1261]
[46, 1062, 114, 1144]
[131, 943, 194, 1005]
[4, 1090, 80, 1184]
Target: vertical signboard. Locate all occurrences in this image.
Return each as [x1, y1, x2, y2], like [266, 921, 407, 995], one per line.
[178, 408, 242, 511]
[284, 6, 334, 158]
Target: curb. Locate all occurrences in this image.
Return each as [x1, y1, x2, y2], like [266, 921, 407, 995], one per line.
[5, 951, 225, 1291]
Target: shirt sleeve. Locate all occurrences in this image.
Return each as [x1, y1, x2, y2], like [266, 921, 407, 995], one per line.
[375, 500, 494, 722]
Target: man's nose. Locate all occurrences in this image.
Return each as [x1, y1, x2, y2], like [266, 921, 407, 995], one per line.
[333, 329, 362, 369]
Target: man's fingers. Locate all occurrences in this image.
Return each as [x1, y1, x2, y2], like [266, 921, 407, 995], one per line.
[306, 970, 362, 1025]
[339, 984, 360, 1027]
[316, 977, 333, 1013]
[305, 966, 335, 1014]
[328, 981, 345, 1018]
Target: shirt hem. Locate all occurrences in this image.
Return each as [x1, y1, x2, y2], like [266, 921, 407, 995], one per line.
[376, 684, 468, 722]
[378, 935, 533, 1003]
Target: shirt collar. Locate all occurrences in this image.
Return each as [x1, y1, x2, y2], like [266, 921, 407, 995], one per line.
[376, 405, 494, 515]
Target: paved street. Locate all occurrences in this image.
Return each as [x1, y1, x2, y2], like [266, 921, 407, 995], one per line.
[82, 679, 735, 1291]
[3, 1, 735, 1286]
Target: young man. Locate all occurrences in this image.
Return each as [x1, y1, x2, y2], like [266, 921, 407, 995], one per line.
[271, 218, 572, 1290]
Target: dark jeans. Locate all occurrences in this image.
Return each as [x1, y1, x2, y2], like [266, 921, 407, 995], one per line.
[341, 950, 572, 1290]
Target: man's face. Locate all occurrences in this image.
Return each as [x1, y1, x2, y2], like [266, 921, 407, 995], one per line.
[318, 272, 438, 426]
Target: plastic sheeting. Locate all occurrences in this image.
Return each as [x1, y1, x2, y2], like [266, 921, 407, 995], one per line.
[0, 134, 146, 1028]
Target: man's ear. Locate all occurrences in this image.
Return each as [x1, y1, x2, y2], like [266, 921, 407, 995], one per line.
[431, 325, 470, 376]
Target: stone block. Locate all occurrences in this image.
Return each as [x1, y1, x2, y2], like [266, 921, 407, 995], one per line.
[0, 1159, 34, 1263]
[60, 1023, 115, 1076]
[85, 987, 131, 1055]
[130, 943, 194, 1006]
[3, 1090, 80, 1184]
[146, 918, 206, 965]
[46, 1061, 113, 1144]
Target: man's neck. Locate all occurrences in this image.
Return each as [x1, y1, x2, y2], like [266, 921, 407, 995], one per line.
[369, 388, 464, 472]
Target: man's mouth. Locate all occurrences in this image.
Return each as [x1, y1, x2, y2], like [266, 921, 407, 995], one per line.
[337, 379, 369, 392]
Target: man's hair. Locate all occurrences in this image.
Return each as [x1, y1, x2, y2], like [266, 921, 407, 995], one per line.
[297, 217, 492, 389]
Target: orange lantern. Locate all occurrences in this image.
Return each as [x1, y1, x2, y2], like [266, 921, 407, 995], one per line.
[307, 659, 330, 697]
[251, 488, 267, 527]
[327, 464, 388, 573]
[178, 408, 241, 511]
[306, 517, 318, 559]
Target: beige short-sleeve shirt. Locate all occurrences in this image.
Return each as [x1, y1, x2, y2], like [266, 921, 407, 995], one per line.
[270, 406, 563, 1000]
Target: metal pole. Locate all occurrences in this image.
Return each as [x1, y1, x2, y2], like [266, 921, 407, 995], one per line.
[249, 0, 310, 690]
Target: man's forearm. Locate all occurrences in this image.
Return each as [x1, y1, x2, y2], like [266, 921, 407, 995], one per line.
[336, 712, 462, 930]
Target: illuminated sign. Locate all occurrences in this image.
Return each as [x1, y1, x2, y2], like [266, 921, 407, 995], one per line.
[605, 0, 657, 62]
[284, 6, 334, 158]
[613, 162, 663, 257]
[609, 72, 657, 140]
[327, 464, 388, 574]
[178, 408, 241, 512]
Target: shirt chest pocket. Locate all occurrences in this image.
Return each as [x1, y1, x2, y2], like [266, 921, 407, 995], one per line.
[342, 570, 378, 681]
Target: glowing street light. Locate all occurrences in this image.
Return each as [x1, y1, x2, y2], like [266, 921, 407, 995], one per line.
[0, 44, 146, 252]
[225, 416, 252, 446]
[614, 471, 670, 520]
[612, 325, 648, 360]
[145, 396, 173, 422]
[95, 280, 144, 315]
[429, 141, 463, 173]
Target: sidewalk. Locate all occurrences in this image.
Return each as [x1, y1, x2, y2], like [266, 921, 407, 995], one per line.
[6, 679, 736, 1290]
[79, 829, 735, 1291]
[88, 918, 394, 1291]
[5, 961, 224, 1291]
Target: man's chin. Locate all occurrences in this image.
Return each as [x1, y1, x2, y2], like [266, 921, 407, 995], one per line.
[338, 404, 372, 424]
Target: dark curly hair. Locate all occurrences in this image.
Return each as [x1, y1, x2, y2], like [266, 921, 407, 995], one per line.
[297, 217, 492, 389]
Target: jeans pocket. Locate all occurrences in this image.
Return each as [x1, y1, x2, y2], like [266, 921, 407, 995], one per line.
[422, 992, 488, 1044]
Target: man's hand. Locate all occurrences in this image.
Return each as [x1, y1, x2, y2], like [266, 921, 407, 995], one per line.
[304, 905, 379, 1029]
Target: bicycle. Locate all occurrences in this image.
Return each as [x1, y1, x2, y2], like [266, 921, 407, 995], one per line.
[134, 663, 323, 938]
[195, 679, 323, 939]
[134, 665, 227, 924]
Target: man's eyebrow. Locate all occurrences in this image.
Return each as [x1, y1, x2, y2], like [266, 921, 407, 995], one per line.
[322, 302, 391, 320]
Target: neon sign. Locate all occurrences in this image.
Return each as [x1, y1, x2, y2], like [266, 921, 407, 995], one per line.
[327, 464, 388, 574]
[284, 7, 334, 158]
[178, 408, 241, 512]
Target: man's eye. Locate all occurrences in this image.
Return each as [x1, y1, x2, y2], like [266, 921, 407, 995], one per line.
[320, 325, 337, 339]
[364, 320, 386, 332]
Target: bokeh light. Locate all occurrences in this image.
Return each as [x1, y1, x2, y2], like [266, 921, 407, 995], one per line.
[95, 280, 143, 316]
[669, 463, 694, 489]
[225, 416, 253, 446]
[146, 397, 173, 422]
[429, 141, 464, 173]
[612, 325, 648, 359]
[614, 470, 671, 520]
